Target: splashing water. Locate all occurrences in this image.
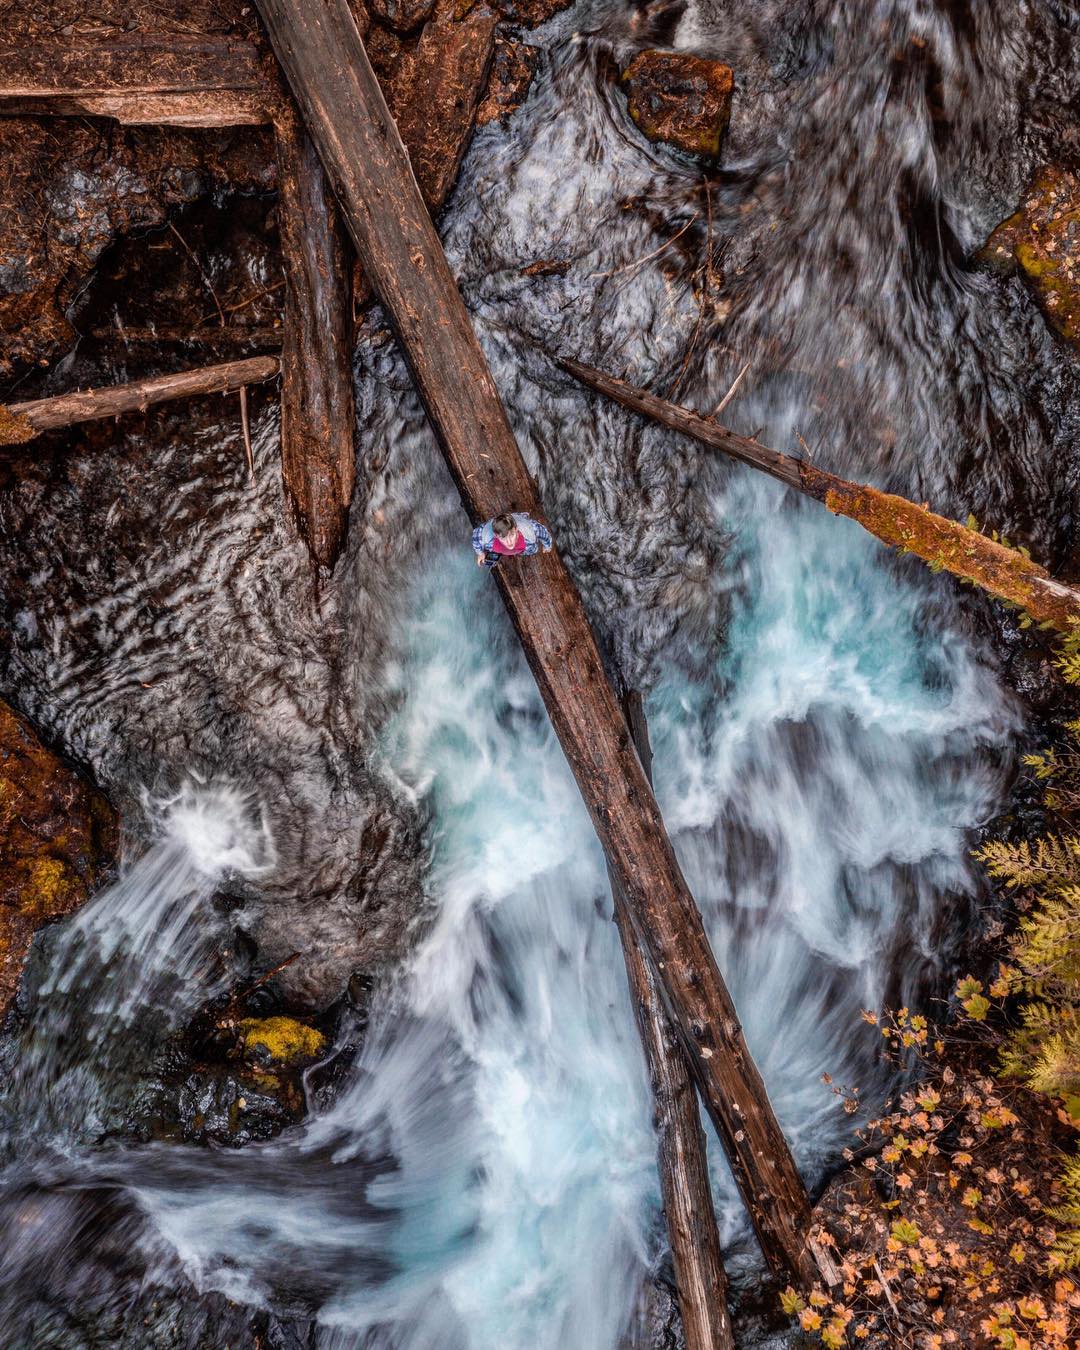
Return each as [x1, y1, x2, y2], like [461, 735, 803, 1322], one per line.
[2, 784, 273, 1149]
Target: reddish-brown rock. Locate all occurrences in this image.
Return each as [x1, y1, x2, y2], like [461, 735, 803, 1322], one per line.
[0, 117, 274, 376]
[386, 0, 498, 212]
[620, 49, 733, 159]
[476, 37, 540, 126]
[981, 165, 1080, 350]
[0, 701, 117, 1015]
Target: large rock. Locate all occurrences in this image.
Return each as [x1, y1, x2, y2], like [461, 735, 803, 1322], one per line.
[981, 165, 1080, 350]
[0, 700, 116, 1015]
[620, 49, 734, 160]
[386, 0, 499, 213]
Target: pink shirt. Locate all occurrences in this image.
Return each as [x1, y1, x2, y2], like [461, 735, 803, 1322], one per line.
[491, 531, 527, 555]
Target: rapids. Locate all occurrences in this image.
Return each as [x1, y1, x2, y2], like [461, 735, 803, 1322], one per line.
[0, 0, 1078, 1345]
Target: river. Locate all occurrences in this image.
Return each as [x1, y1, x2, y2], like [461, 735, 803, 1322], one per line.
[0, 0, 1077, 1345]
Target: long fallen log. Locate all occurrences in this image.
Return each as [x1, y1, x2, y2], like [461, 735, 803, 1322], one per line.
[0, 355, 280, 447]
[273, 102, 357, 570]
[0, 35, 271, 126]
[255, 0, 817, 1285]
[614, 692, 732, 1350]
[560, 358, 1080, 634]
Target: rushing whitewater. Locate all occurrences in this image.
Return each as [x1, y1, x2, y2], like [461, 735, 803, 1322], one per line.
[0, 0, 1076, 1344]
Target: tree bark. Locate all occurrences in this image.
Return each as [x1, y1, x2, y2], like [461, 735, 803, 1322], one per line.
[273, 102, 357, 570]
[0, 35, 271, 125]
[614, 691, 733, 1350]
[255, 0, 816, 1285]
[0, 355, 279, 446]
[561, 357, 1080, 634]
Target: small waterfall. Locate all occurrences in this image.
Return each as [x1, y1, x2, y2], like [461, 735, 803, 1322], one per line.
[2, 784, 273, 1149]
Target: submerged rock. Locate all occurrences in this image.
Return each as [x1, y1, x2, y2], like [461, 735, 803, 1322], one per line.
[981, 165, 1080, 350]
[238, 1015, 327, 1067]
[0, 700, 116, 1016]
[620, 50, 734, 160]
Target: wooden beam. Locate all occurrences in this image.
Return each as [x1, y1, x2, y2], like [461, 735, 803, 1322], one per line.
[559, 357, 1080, 634]
[0, 36, 272, 126]
[255, 0, 817, 1285]
[0, 355, 279, 446]
[615, 692, 733, 1350]
[273, 101, 356, 570]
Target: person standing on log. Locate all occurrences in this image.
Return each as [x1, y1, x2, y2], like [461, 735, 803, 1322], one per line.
[473, 511, 553, 569]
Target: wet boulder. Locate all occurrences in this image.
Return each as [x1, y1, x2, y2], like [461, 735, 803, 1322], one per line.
[366, 0, 437, 34]
[237, 1014, 327, 1069]
[620, 49, 734, 160]
[0, 700, 116, 1017]
[175, 1067, 301, 1146]
[981, 165, 1080, 350]
[172, 1016, 327, 1145]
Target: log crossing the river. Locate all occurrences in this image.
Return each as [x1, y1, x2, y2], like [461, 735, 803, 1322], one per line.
[613, 692, 733, 1350]
[254, 0, 819, 1287]
[560, 357, 1080, 635]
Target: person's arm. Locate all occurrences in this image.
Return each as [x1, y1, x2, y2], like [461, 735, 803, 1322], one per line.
[472, 523, 486, 565]
[534, 521, 553, 553]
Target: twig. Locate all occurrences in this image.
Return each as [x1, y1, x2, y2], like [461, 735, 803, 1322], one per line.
[873, 1260, 899, 1319]
[711, 361, 750, 419]
[168, 221, 226, 328]
[795, 430, 816, 462]
[198, 279, 286, 328]
[239, 384, 255, 479]
[669, 180, 714, 401]
[588, 213, 699, 280]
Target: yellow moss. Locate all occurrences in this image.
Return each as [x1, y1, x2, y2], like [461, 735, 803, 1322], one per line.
[16, 856, 73, 919]
[238, 1016, 326, 1066]
[982, 166, 1080, 348]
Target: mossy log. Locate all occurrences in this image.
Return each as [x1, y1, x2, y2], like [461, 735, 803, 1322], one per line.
[614, 692, 733, 1350]
[560, 358, 1080, 634]
[0, 355, 280, 446]
[0, 35, 272, 126]
[256, 0, 818, 1286]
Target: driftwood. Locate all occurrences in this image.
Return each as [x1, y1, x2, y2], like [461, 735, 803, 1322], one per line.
[273, 102, 357, 569]
[615, 692, 732, 1350]
[561, 358, 1080, 634]
[0, 35, 271, 126]
[255, 0, 817, 1285]
[0, 355, 279, 447]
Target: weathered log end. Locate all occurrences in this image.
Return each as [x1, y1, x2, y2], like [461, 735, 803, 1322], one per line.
[274, 105, 357, 571]
[0, 406, 37, 446]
